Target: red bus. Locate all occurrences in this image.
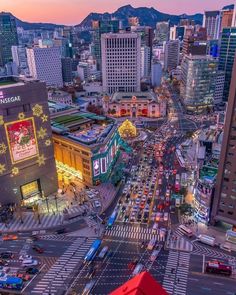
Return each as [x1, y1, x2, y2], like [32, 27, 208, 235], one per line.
[205, 261, 232, 276]
[174, 181, 180, 193]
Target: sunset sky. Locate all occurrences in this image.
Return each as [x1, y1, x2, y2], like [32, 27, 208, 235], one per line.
[0, 0, 233, 25]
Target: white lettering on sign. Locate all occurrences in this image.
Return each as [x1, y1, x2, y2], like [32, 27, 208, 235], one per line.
[0, 96, 21, 104]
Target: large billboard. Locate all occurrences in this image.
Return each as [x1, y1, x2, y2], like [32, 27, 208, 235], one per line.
[5, 118, 38, 164]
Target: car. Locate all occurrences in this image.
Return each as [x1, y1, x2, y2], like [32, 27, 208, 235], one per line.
[22, 259, 38, 267]
[98, 246, 109, 259]
[0, 259, 8, 266]
[128, 258, 138, 271]
[17, 272, 31, 281]
[56, 228, 66, 234]
[155, 212, 161, 222]
[93, 200, 101, 208]
[0, 252, 14, 260]
[132, 263, 144, 276]
[150, 250, 159, 262]
[25, 267, 39, 275]
[164, 212, 169, 222]
[82, 279, 96, 295]
[2, 234, 18, 241]
[32, 245, 44, 254]
[19, 255, 32, 261]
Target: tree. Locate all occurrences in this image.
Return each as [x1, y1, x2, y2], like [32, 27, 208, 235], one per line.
[179, 203, 193, 216]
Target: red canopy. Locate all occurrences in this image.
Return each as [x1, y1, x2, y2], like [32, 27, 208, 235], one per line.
[109, 271, 168, 295]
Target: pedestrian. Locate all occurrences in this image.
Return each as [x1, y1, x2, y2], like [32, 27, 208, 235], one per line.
[177, 278, 180, 283]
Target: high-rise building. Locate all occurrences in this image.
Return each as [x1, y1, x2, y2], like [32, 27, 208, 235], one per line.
[155, 22, 169, 45]
[151, 58, 162, 88]
[218, 27, 236, 101]
[182, 27, 207, 56]
[61, 57, 73, 84]
[92, 20, 120, 70]
[0, 76, 58, 205]
[26, 46, 63, 87]
[164, 40, 180, 72]
[169, 26, 185, 41]
[214, 71, 225, 105]
[232, 6, 236, 27]
[141, 46, 151, 78]
[11, 45, 29, 75]
[181, 55, 218, 113]
[211, 54, 236, 226]
[203, 11, 221, 40]
[101, 33, 141, 94]
[0, 12, 18, 67]
[220, 8, 234, 32]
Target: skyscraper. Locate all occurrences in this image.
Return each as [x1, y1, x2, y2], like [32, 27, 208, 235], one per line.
[0, 12, 18, 67]
[101, 33, 141, 94]
[220, 8, 234, 32]
[180, 55, 218, 113]
[26, 46, 63, 87]
[92, 20, 120, 70]
[182, 27, 207, 56]
[203, 11, 221, 40]
[164, 40, 180, 72]
[211, 54, 236, 226]
[218, 27, 236, 101]
[155, 22, 169, 45]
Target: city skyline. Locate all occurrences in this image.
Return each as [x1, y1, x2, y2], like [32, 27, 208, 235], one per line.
[1, 0, 233, 25]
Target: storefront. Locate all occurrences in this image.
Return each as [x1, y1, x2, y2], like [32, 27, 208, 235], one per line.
[20, 180, 42, 206]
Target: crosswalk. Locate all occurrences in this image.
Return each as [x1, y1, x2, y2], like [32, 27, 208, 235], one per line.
[39, 234, 76, 242]
[105, 224, 166, 242]
[0, 213, 62, 232]
[0, 204, 91, 232]
[192, 241, 234, 260]
[167, 237, 193, 252]
[31, 237, 96, 295]
[162, 251, 190, 295]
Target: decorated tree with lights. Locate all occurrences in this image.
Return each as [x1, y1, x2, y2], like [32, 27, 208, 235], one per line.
[118, 119, 137, 139]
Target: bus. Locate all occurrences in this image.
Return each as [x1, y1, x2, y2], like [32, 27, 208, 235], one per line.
[205, 261, 232, 276]
[107, 210, 118, 229]
[197, 234, 215, 247]
[84, 239, 101, 263]
[178, 225, 193, 237]
[0, 276, 23, 290]
[174, 181, 180, 193]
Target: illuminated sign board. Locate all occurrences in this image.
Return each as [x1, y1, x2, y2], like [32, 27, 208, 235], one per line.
[93, 159, 100, 176]
[0, 91, 21, 104]
[5, 117, 39, 164]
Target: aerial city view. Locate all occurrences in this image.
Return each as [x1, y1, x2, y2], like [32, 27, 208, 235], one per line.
[0, 0, 236, 294]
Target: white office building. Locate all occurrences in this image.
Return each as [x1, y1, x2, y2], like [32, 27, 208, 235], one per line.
[26, 46, 63, 87]
[11, 45, 29, 75]
[101, 32, 141, 94]
[141, 46, 151, 78]
[164, 40, 180, 72]
[203, 11, 221, 40]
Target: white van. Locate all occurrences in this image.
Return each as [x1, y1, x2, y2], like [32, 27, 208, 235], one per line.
[22, 259, 38, 267]
[152, 223, 158, 234]
[98, 246, 109, 259]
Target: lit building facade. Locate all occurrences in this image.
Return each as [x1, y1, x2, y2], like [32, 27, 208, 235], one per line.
[211, 54, 236, 226]
[218, 27, 236, 101]
[0, 77, 58, 206]
[164, 40, 180, 72]
[51, 110, 120, 186]
[0, 12, 18, 67]
[103, 92, 166, 118]
[181, 55, 218, 113]
[101, 33, 141, 94]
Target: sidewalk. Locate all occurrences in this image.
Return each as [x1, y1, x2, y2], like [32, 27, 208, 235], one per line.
[0, 181, 117, 233]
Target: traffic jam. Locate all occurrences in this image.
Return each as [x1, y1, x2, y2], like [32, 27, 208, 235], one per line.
[0, 235, 44, 292]
[111, 123, 181, 235]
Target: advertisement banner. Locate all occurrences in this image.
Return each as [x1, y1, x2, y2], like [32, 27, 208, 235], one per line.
[5, 118, 38, 164]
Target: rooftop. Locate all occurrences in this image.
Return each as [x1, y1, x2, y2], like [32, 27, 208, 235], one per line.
[51, 110, 116, 146]
[111, 91, 157, 103]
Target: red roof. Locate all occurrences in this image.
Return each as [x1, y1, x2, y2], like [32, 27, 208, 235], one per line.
[109, 271, 168, 295]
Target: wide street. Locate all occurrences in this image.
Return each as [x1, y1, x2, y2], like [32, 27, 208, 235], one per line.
[0, 85, 235, 295]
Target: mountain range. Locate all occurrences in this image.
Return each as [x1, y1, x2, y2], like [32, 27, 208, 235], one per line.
[13, 4, 234, 31]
